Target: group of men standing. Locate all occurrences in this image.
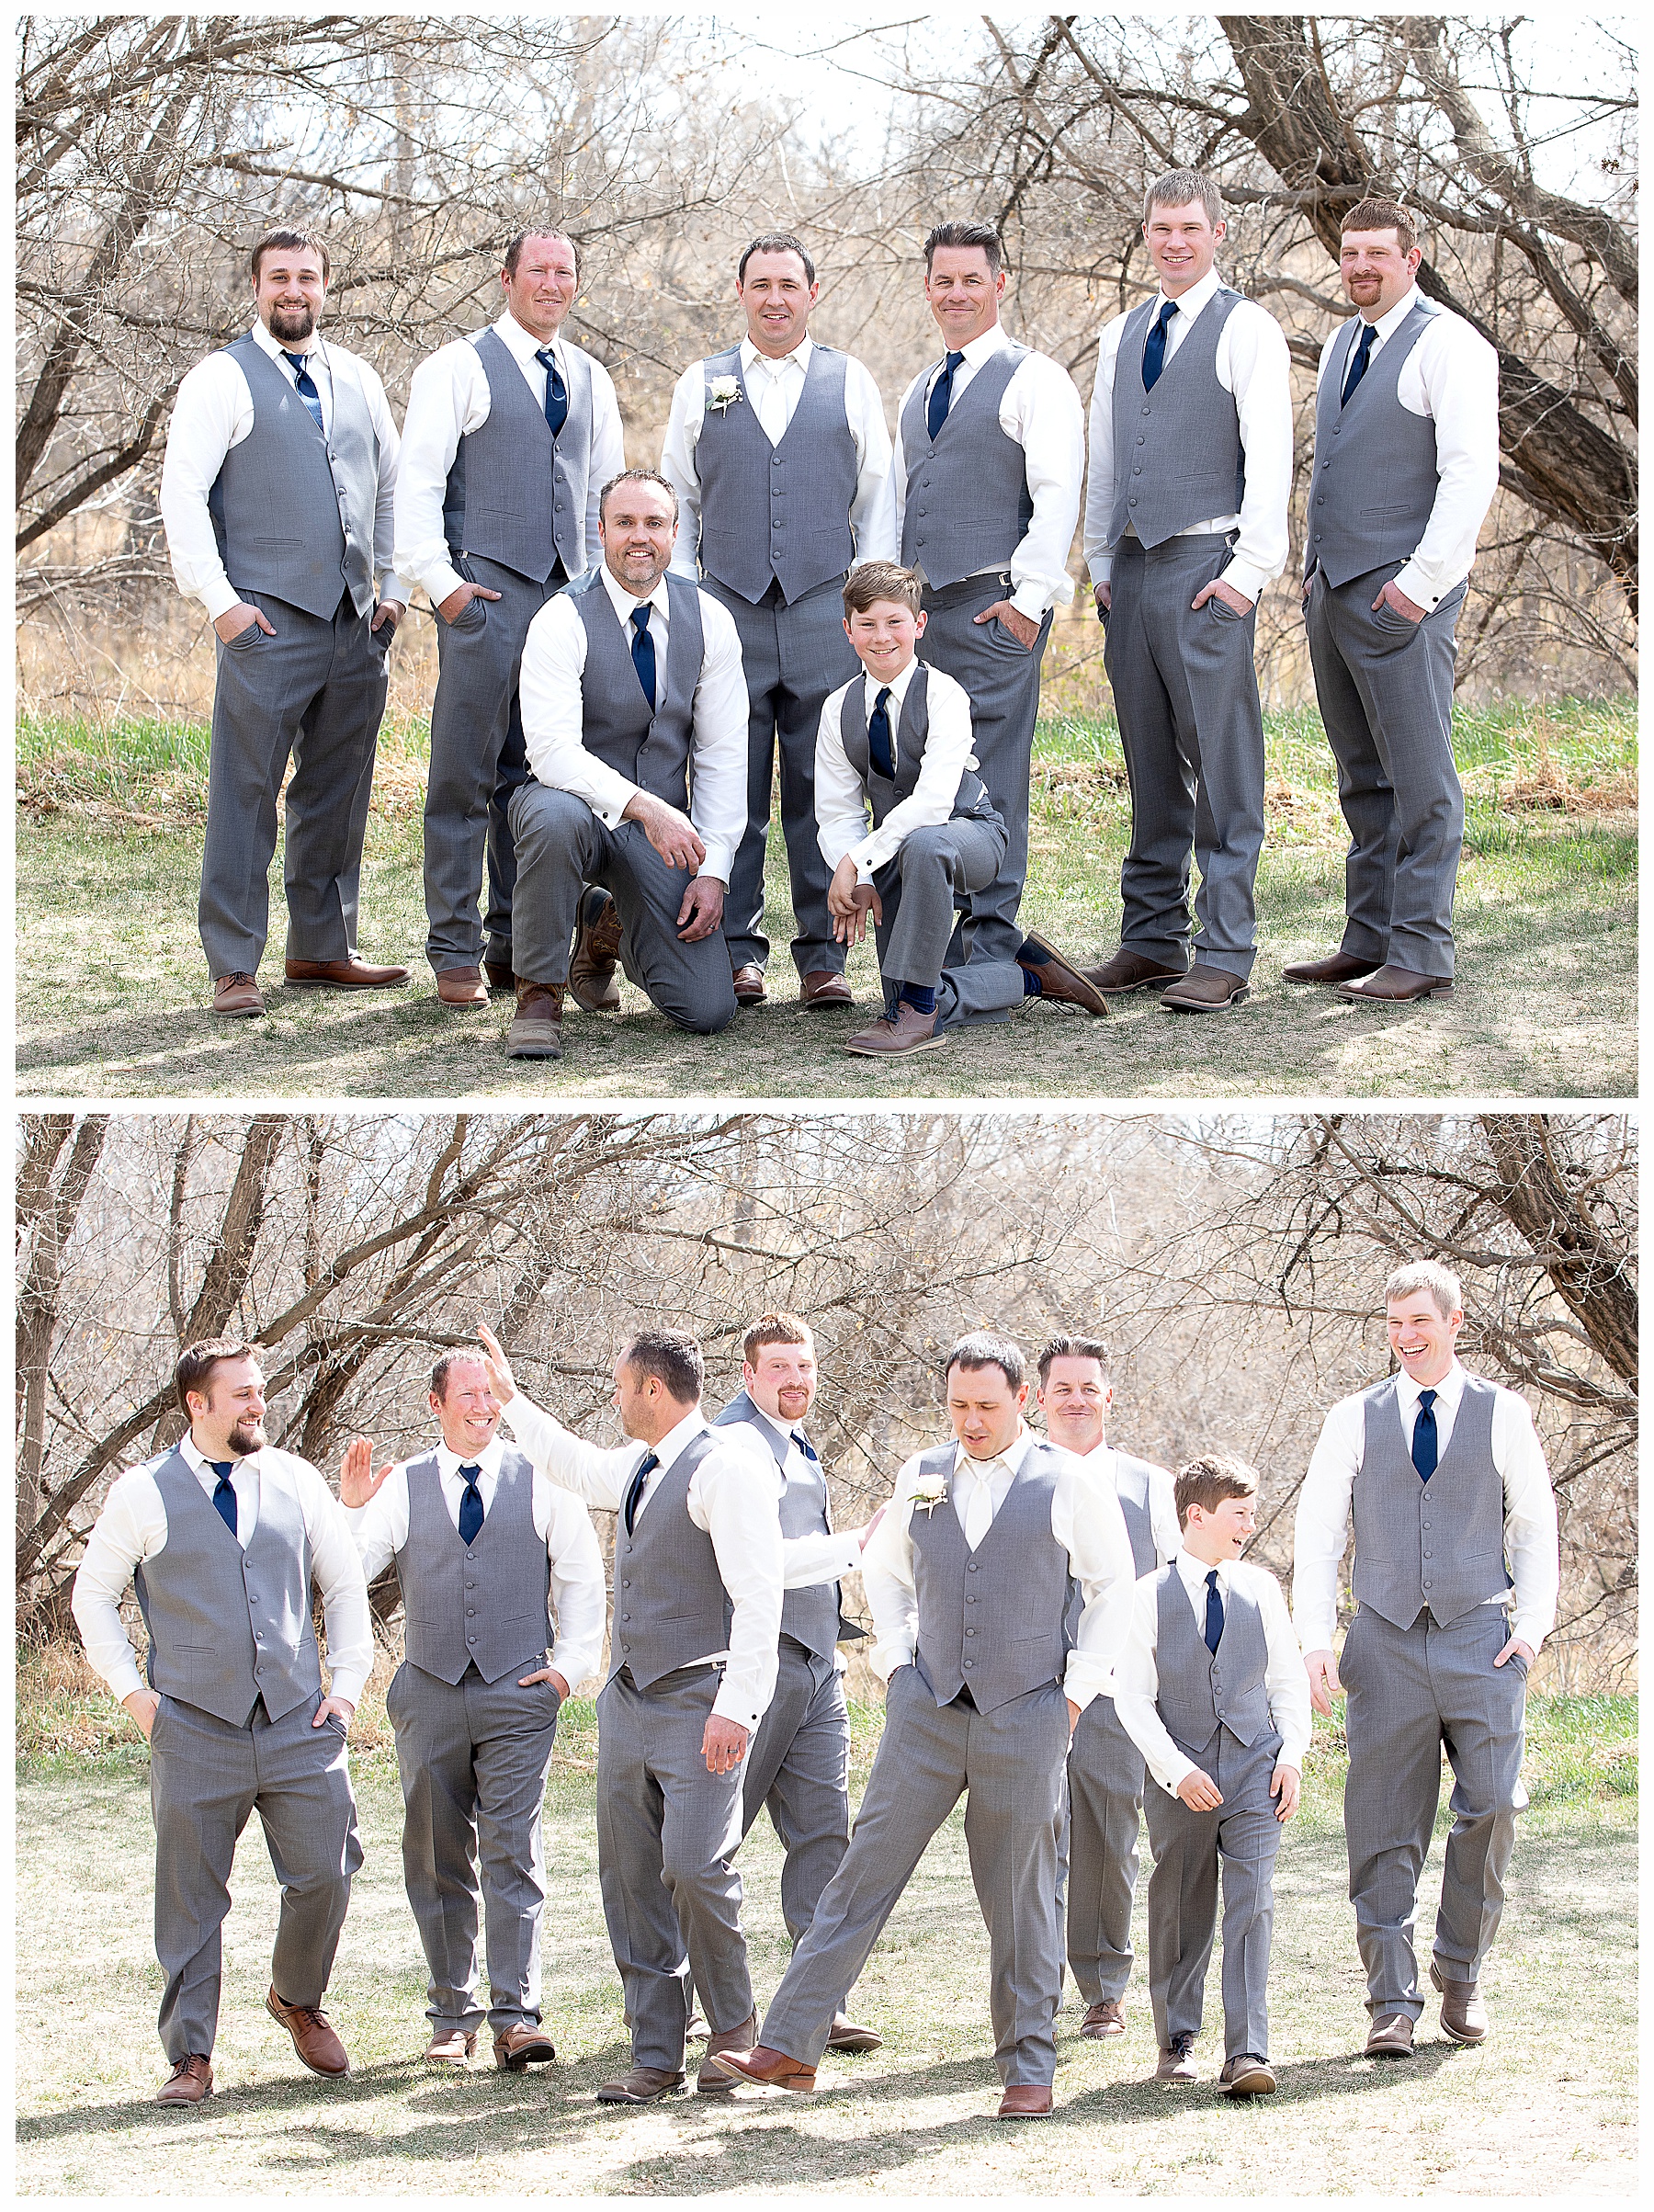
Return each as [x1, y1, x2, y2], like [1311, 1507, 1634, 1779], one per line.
[159, 168, 1498, 1039]
[74, 1261, 1557, 2119]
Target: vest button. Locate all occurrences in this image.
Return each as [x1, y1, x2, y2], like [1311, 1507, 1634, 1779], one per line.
[468, 1633, 477, 1642]
[1423, 1550, 1433, 1559]
[965, 1594, 977, 1604]
[1128, 496, 1138, 506]
[1137, 437, 1146, 446]
[1133, 466, 1142, 476]
[964, 1627, 976, 1636]
[968, 1562, 980, 1572]
[963, 1658, 975, 1668]
[622, 1579, 630, 1589]
[1141, 406, 1150, 416]
[621, 1613, 630, 1623]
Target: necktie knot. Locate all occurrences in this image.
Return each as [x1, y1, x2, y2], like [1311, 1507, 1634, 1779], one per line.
[280, 350, 325, 433]
[791, 1429, 819, 1462]
[926, 351, 967, 439]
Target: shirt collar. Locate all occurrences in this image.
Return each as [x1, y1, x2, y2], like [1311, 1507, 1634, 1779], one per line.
[748, 1403, 795, 1455]
[1155, 266, 1222, 322]
[600, 562, 670, 626]
[862, 655, 921, 712]
[740, 335, 811, 379]
[1395, 1357, 1464, 1413]
[497, 309, 563, 368]
[653, 1408, 712, 1475]
[954, 1422, 1035, 1479]
[1367, 285, 1421, 341]
[957, 323, 1008, 369]
[436, 1435, 504, 1480]
[253, 321, 319, 365]
[1176, 1548, 1229, 1599]
[182, 1434, 255, 1478]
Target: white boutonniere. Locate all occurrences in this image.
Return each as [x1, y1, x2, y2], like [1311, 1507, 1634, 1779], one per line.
[707, 374, 742, 414]
[910, 1472, 948, 1515]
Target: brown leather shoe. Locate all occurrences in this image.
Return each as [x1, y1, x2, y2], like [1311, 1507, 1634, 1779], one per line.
[997, 2083, 1054, 2119]
[826, 2013, 883, 2052]
[212, 971, 265, 1018]
[1365, 2013, 1416, 2058]
[284, 956, 410, 988]
[1336, 963, 1454, 1003]
[505, 982, 564, 1060]
[424, 2026, 479, 2064]
[731, 963, 767, 1005]
[1218, 2053, 1275, 2097]
[844, 1003, 949, 1058]
[436, 965, 489, 1007]
[1017, 930, 1111, 1015]
[697, 2008, 756, 2094]
[1161, 963, 1251, 1013]
[493, 2020, 556, 2069]
[266, 1986, 349, 2077]
[1081, 947, 1184, 994]
[800, 970, 854, 1008]
[570, 890, 624, 1011]
[1431, 1961, 1488, 2044]
[483, 959, 515, 995]
[707, 2043, 817, 2093]
[1282, 949, 1381, 985]
[1081, 1999, 1127, 2039]
[1156, 2031, 1197, 2082]
[595, 2064, 685, 2104]
[156, 2053, 213, 2104]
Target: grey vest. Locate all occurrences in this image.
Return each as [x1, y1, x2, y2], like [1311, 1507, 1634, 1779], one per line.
[393, 1446, 553, 1685]
[440, 326, 595, 583]
[133, 1448, 322, 1727]
[1107, 289, 1247, 549]
[207, 333, 377, 619]
[1306, 301, 1442, 586]
[1063, 1446, 1161, 1648]
[695, 345, 859, 604]
[712, 1391, 853, 1662]
[1353, 1374, 1510, 1630]
[838, 666, 1000, 833]
[608, 1431, 734, 1690]
[1152, 1564, 1274, 1759]
[900, 345, 1033, 586]
[563, 566, 705, 811]
[910, 1441, 1071, 1713]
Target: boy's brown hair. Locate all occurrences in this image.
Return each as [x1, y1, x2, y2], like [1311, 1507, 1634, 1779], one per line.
[1173, 1451, 1259, 1528]
[843, 561, 923, 618]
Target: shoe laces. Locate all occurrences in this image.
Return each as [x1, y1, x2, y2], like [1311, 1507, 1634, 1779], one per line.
[1170, 2031, 1195, 2056]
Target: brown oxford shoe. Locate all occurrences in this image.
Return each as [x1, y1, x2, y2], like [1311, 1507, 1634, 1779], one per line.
[493, 2020, 556, 2069]
[595, 2064, 685, 2104]
[436, 965, 489, 1007]
[483, 958, 515, 995]
[707, 2043, 817, 2093]
[1156, 2031, 1197, 2082]
[1218, 2053, 1275, 2097]
[266, 1986, 349, 2077]
[424, 2026, 478, 2065]
[284, 956, 409, 988]
[697, 2008, 757, 2094]
[212, 971, 265, 1018]
[731, 963, 768, 1005]
[800, 969, 854, 1008]
[570, 889, 624, 1011]
[1081, 1999, 1127, 2039]
[1431, 1961, 1488, 2044]
[1081, 947, 1184, 994]
[1336, 963, 1454, 1004]
[1017, 930, 1111, 1015]
[1365, 2013, 1416, 2058]
[504, 982, 564, 1060]
[844, 1002, 949, 1058]
[1161, 963, 1252, 1013]
[826, 2013, 883, 2052]
[156, 2053, 213, 2104]
[1282, 948, 1381, 985]
[997, 2084, 1054, 2120]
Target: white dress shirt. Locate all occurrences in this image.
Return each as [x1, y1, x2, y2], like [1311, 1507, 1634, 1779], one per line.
[159, 322, 404, 621]
[515, 563, 749, 886]
[1293, 1358, 1559, 1655]
[345, 1432, 607, 1689]
[70, 1436, 374, 1708]
[859, 1424, 1137, 1711]
[661, 335, 896, 576]
[502, 1393, 792, 1731]
[392, 310, 627, 607]
[814, 656, 980, 882]
[882, 323, 1085, 619]
[1312, 286, 1500, 607]
[1083, 267, 1294, 600]
[1114, 1553, 1311, 1798]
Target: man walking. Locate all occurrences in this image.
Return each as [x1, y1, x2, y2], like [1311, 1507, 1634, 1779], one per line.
[662, 232, 893, 1008]
[396, 227, 626, 1005]
[159, 225, 409, 1017]
[1295, 1261, 1558, 2053]
[340, 1348, 606, 2068]
[1289, 199, 1499, 1003]
[71, 1338, 371, 2102]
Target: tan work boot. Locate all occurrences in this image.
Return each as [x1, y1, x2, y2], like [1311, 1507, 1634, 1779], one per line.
[697, 2009, 757, 2094]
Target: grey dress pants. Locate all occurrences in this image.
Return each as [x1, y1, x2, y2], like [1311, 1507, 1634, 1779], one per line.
[1065, 1692, 1149, 2007]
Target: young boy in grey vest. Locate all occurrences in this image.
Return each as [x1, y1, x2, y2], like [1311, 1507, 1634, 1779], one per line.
[815, 562, 1099, 1058]
[1114, 1453, 1310, 2097]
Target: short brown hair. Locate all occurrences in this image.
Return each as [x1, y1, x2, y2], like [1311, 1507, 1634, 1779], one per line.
[250, 227, 330, 285]
[1384, 1260, 1462, 1319]
[621, 1328, 704, 1406]
[923, 220, 1004, 277]
[430, 1348, 488, 1402]
[1173, 1452, 1259, 1529]
[1341, 197, 1420, 255]
[598, 467, 678, 524]
[503, 226, 580, 281]
[1144, 169, 1223, 230]
[843, 562, 923, 618]
[175, 1337, 258, 1414]
[738, 231, 815, 287]
[945, 1332, 1025, 1392]
[742, 1311, 813, 1366]
[1037, 1335, 1111, 1386]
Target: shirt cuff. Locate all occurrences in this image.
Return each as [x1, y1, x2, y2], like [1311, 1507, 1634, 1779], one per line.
[378, 573, 407, 609]
[1155, 1753, 1198, 1798]
[869, 1635, 912, 1683]
[1391, 558, 1442, 609]
[697, 845, 735, 888]
[200, 579, 242, 623]
[711, 1679, 766, 1730]
[424, 560, 466, 611]
[327, 1669, 368, 1708]
[106, 1658, 146, 1703]
[1511, 1614, 1548, 1655]
[1060, 1655, 1107, 1713]
[1010, 581, 1052, 621]
[1087, 554, 1114, 586]
[1219, 558, 1267, 605]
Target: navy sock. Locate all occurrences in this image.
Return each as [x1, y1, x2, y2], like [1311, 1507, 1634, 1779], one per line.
[898, 983, 937, 1015]
[1023, 968, 1043, 995]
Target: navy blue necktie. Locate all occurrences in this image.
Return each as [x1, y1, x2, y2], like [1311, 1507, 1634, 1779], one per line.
[280, 350, 324, 433]
[1411, 1389, 1439, 1481]
[457, 1463, 484, 1545]
[623, 1450, 660, 1537]
[867, 686, 895, 778]
[630, 606, 657, 710]
[791, 1429, 820, 1463]
[926, 350, 965, 439]
[1342, 321, 1377, 406]
[1141, 300, 1178, 393]
[1204, 1567, 1224, 1656]
[536, 346, 568, 438]
[208, 1459, 238, 1537]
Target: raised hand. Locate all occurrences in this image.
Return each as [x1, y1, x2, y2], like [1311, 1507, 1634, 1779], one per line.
[477, 1322, 517, 1406]
[338, 1434, 394, 1509]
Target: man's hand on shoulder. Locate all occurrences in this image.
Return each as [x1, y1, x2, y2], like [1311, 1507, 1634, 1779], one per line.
[675, 874, 725, 943]
[624, 789, 706, 873]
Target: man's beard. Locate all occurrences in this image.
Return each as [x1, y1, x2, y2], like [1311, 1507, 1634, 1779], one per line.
[267, 302, 316, 343]
[227, 1416, 266, 1457]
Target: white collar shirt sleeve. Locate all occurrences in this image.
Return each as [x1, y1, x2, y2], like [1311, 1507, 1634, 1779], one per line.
[682, 1428, 786, 1728]
[1056, 1447, 1139, 1710]
[859, 1449, 928, 1682]
[70, 1463, 173, 1702]
[812, 677, 871, 873]
[848, 662, 978, 885]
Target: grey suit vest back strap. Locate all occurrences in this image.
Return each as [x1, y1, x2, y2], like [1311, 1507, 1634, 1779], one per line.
[208, 334, 377, 619]
[1153, 1564, 1273, 1756]
[837, 667, 1000, 833]
[900, 344, 1033, 586]
[564, 567, 705, 810]
[440, 326, 595, 582]
[1353, 1374, 1508, 1629]
[1107, 289, 1246, 549]
[1306, 301, 1441, 586]
[135, 1449, 322, 1726]
[911, 1440, 1071, 1713]
[711, 1391, 840, 1662]
[609, 1430, 734, 1689]
[695, 344, 859, 603]
[394, 1446, 552, 1685]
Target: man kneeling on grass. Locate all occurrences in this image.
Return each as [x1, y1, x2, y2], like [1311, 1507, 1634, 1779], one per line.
[815, 562, 1108, 1058]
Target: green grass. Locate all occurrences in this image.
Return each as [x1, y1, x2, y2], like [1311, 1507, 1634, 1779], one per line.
[16, 698, 1636, 1100]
